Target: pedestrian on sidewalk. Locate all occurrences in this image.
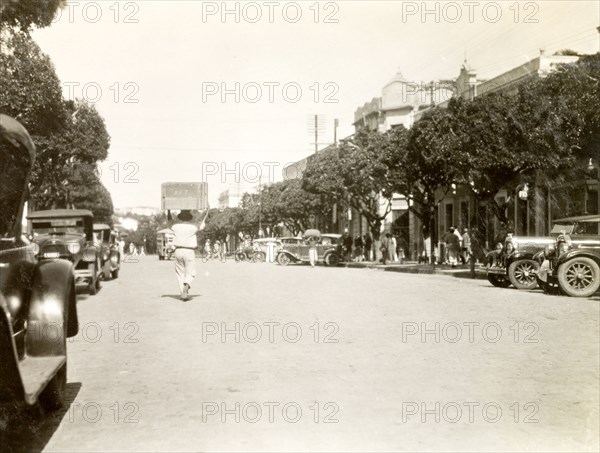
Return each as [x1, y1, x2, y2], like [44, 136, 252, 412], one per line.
[462, 228, 472, 264]
[453, 226, 464, 264]
[364, 233, 372, 261]
[354, 235, 363, 262]
[343, 232, 353, 262]
[171, 208, 208, 301]
[380, 233, 390, 265]
[445, 227, 460, 267]
[390, 235, 398, 262]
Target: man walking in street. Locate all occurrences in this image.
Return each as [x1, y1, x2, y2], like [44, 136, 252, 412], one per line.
[171, 208, 208, 301]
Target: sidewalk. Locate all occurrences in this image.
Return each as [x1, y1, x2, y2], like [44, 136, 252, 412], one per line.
[341, 260, 488, 280]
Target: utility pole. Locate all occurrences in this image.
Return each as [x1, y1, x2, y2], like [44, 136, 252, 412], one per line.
[314, 114, 318, 154]
[307, 114, 326, 153]
[334, 118, 339, 146]
[258, 177, 262, 237]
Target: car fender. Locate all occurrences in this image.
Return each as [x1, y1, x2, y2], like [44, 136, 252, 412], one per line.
[506, 252, 536, 267]
[26, 259, 78, 357]
[557, 249, 600, 267]
[276, 250, 299, 261]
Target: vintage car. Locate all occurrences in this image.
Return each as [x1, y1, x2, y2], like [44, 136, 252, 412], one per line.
[535, 215, 600, 297]
[275, 230, 341, 266]
[0, 114, 78, 411]
[29, 209, 102, 295]
[279, 236, 303, 245]
[157, 228, 175, 260]
[486, 215, 598, 290]
[93, 223, 120, 280]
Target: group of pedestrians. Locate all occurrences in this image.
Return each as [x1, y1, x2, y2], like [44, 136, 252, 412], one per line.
[442, 226, 471, 267]
[341, 231, 407, 264]
[342, 232, 374, 262]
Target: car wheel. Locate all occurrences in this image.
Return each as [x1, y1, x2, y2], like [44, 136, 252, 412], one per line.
[325, 253, 340, 267]
[277, 253, 291, 266]
[256, 252, 266, 262]
[487, 273, 511, 288]
[39, 363, 66, 412]
[557, 257, 600, 298]
[508, 259, 539, 290]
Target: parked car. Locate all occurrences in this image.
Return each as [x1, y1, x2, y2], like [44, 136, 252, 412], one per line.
[535, 215, 600, 297]
[0, 114, 78, 411]
[93, 223, 120, 280]
[486, 215, 598, 290]
[29, 209, 102, 295]
[157, 228, 175, 260]
[275, 230, 341, 266]
[279, 236, 303, 245]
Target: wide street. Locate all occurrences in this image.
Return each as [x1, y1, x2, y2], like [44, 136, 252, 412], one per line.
[4, 256, 599, 452]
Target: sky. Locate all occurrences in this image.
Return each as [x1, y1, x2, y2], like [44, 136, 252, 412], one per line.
[32, 0, 600, 209]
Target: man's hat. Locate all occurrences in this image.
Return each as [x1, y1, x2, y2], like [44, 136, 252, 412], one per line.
[178, 210, 193, 221]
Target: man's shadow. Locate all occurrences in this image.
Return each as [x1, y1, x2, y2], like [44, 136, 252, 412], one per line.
[1, 382, 81, 453]
[160, 294, 200, 301]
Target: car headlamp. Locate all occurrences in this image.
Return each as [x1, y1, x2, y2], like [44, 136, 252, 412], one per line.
[544, 243, 556, 259]
[68, 243, 81, 254]
[495, 242, 503, 251]
[32, 242, 40, 255]
[558, 241, 570, 256]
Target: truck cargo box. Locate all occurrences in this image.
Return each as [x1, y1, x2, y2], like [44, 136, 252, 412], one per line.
[161, 182, 208, 210]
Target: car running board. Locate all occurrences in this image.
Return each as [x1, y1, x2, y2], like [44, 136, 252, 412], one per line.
[20, 355, 66, 405]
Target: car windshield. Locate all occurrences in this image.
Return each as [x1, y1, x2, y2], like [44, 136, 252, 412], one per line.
[32, 219, 85, 236]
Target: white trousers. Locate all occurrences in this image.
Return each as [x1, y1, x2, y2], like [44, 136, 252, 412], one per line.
[309, 247, 317, 266]
[174, 248, 196, 292]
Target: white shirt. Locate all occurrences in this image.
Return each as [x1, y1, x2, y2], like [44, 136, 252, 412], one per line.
[172, 223, 198, 248]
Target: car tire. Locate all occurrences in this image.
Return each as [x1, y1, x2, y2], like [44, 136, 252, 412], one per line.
[235, 252, 246, 262]
[39, 363, 66, 412]
[111, 269, 119, 279]
[325, 252, 340, 267]
[159, 255, 164, 261]
[557, 257, 600, 298]
[508, 259, 539, 290]
[277, 253, 291, 266]
[255, 252, 266, 262]
[487, 273, 511, 288]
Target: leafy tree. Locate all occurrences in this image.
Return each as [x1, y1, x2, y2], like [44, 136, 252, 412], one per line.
[30, 100, 111, 215]
[385, 108, 463, 259]
[303, 130, 393, 240]
[68, 163, 114, 222]
[260, 179, 327, 235]
[0, 28, 67, 135]
[0, 0, 66, 30]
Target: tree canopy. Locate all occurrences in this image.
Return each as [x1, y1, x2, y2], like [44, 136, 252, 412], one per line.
[0, 0, 66, 30]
